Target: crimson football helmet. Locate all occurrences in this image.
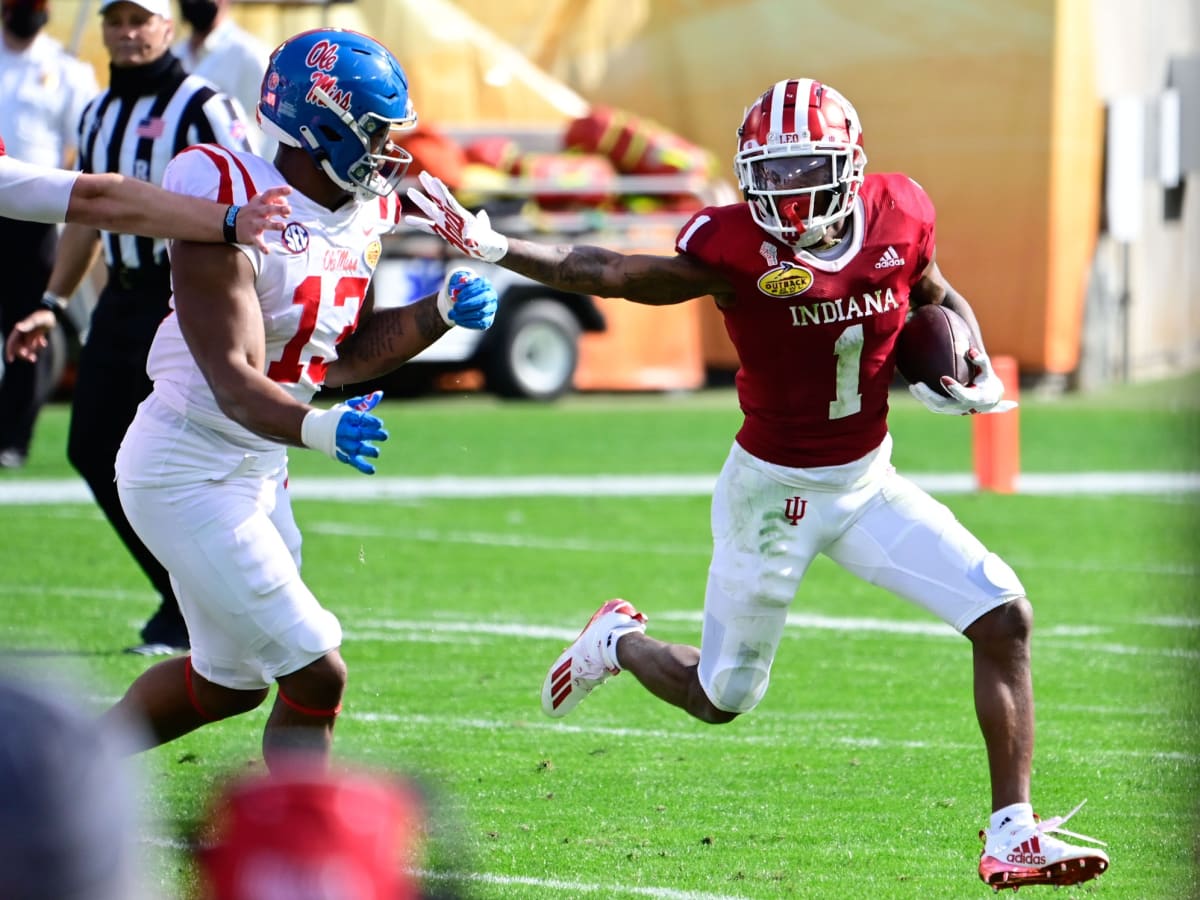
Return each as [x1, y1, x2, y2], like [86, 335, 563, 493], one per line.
[734, 79, 867, 248]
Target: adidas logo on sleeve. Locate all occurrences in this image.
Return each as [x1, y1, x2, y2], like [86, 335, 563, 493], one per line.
[874, 245, 905, 269]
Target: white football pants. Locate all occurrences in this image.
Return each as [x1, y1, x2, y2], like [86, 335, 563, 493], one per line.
[698, 436, 1024, 713]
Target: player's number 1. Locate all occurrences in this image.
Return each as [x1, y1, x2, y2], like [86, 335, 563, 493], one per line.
[828, 323, 864, 420]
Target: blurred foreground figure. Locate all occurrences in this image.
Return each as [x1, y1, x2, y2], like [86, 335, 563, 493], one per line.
[197, 765, 426, 900]
[0, 672, 143, 900]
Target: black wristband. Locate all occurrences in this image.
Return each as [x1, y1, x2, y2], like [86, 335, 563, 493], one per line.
[39, 292, 68, 320]
[222, 205, 240, 244]
[39, 292, 76, 336]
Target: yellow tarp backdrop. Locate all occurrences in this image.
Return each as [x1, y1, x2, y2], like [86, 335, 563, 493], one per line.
[50, 0, 1103, 378]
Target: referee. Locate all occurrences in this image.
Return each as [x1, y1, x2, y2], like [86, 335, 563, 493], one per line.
[38, 0, 251, 654]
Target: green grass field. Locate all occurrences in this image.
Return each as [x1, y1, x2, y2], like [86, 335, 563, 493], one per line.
[1, 375, 1198, 899]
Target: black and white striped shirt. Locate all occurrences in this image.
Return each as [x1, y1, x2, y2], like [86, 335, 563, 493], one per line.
[78, 53, 250, 275]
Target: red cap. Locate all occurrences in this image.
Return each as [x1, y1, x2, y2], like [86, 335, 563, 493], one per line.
[197, 767, 425, 900]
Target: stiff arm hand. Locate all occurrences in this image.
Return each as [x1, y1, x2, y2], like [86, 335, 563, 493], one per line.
[300, 390, 389, 474]
[233, 186, 293, 253]
[405, 171, 509, 263]
[909, 348, 1018, 415]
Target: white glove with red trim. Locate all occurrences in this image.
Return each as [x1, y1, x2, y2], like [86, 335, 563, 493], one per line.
[908, 348, 1018, 415]
[405, 171, 509, 263]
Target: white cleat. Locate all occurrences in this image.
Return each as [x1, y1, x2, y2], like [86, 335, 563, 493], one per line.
[978, 800, 1109, 891]
[541, 599, 646, 718]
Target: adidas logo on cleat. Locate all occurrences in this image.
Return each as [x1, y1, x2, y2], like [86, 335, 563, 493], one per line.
[1006, 837, 1045, 866]
[1005, 852, 1046, 866]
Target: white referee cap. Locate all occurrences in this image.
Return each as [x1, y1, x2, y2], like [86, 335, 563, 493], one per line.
[98, 0, 173, 18]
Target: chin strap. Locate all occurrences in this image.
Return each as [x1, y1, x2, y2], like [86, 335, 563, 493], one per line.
[790, 226, 827, 249]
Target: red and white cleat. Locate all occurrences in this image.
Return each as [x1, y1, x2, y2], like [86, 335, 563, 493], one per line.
[979, 800, 1109, 891]
[541, 599, 646, 718]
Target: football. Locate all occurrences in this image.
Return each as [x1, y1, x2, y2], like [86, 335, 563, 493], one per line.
[894, 304, 974, 396]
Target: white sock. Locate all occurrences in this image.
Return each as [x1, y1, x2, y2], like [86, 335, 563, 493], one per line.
[600, 631, 621, 670]
[602, 623, 641, 670]
[991, 802, 1035, 832]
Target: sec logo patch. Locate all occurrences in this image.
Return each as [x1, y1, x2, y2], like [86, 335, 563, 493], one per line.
[365, 239, 381, 269]
[757, 261, 813, 298]
[282, 223, 309, 254]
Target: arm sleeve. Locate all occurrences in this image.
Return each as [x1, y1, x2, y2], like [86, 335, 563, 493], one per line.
[0, 157, 79, 223]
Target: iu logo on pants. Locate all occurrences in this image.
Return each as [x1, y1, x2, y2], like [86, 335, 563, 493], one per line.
[784, 496, 808, 526]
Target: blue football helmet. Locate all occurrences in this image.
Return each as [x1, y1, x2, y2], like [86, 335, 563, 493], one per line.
[258, 29, 418, 198]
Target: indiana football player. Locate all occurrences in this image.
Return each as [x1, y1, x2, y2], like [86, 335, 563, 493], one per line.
[406, 78, 1108, 891]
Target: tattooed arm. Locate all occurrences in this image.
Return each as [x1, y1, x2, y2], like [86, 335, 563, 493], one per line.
[496, 237, 729, 306]
[323, 289, 450, 388]
[405, 171, 728, 305]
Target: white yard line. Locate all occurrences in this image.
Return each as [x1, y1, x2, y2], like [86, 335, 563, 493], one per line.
[348, 711, 1199, 763]
[307, 524, 1195, 577]
[2, 579, 1193, 651]
[0, 471, 1198, 504]
[307, 521, 709, 555]
[415, 870, 750, 899]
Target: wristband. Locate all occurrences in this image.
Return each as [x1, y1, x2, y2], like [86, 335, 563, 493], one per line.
[39, 292, 68, 320]
[39, 292, 76, 336]
[300, 406, 341, 460]
[222, 205, 240, 244]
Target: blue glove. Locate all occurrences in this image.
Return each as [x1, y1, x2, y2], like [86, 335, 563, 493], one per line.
[335, 390, 388, 474]
[301, 390, 389, 475]
[437, 267, 498, 330]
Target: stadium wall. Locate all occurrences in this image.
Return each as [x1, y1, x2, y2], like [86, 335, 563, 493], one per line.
[47, 0, 1198, 387]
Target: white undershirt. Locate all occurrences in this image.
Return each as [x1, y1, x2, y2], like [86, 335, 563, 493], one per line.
[0, 154, 77, 223]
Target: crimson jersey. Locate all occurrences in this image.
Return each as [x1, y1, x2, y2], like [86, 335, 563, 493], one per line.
[676, 172, 936, 467]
